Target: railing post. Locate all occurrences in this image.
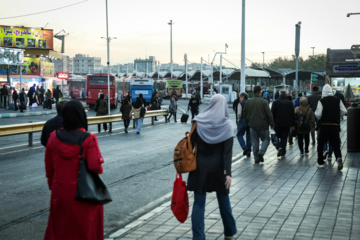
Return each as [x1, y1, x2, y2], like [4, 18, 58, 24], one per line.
[109, 122, 112, 133]
[29, 132, 33, 146]
[152, 117, 154, 125]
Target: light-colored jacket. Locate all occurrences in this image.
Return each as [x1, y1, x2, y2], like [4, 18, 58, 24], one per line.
[132, 104, 144, 119]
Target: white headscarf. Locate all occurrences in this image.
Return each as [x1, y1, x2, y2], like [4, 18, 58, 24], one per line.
[193, 94, 233, 144]
[322, 84, 333, 98]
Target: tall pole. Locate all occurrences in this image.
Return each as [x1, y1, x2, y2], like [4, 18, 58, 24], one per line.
[261, 52, 265, 68]
[185, 54, 188, 98]
[310, 46, 315, 91]
[200, 57, 203, 100]
[295, 21, 301, 98]
[157, 61, 160, 79]
[220, 54, 223, 84]
[240, 0, 246, 93]
[168, 20, 173, 79]
[105, 0, 110, 115]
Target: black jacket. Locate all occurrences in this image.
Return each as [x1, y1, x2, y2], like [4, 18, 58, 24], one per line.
[307, 92, 321, 113]
[271, 98, 295, 128]
[41, 115, 63, 147]
[188, 98, 200, 112]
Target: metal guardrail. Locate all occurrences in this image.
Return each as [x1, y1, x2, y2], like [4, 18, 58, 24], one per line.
[0, 110, 168, 146]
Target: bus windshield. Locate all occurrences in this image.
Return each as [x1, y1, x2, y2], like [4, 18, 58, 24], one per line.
[88, 76, 114, 86]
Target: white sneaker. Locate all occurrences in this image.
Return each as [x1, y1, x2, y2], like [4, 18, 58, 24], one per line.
[317, 164, 325, 168]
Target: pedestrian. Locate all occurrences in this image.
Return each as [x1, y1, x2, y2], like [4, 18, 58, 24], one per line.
[315, 84, 347, 170]
[262, 89, 270, 103]
[1, 85, 8, 108]
[12, 88, 19, 111]
[38, 86, 45, 106]
[19, 88, 26, 112]
[151, 92, 161, 121]
[167, 95, 178, 122]
[44, 100, 105, 240]
[53, 86, 62, 104]
[27, 84, 36, 106]
[294, 92, 302, 108]
[187, 94, 237, 240]
[45, 89, 52, 109]
[41, 101, 67, 147]
[243, 86, 274, 163]
[188, 93, 200, 120]
[96, 94, 108, 132]
[195, 88, 201, 104]
[120, 98, 132, 133]
[132, 97, 144, 134]
[236, 92, 251, 157]
[271, 91, 295, 158]
[274, 90, 280, 100]
[294, 97, 315, 156]
[286, 94, 295, 145]
[335, 90, 346, 120]
[307, 86, 322, 145]
[139, 93, 146, 106]
[232, 93, 240, 122]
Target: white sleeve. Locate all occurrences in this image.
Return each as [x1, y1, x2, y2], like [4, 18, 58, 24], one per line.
[315, 101, 323, 120]
[340, 101, 347, 116]
[237, 103, 242, 120]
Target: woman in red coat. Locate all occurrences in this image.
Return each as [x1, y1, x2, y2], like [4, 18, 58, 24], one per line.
[44, 100, 105, 240]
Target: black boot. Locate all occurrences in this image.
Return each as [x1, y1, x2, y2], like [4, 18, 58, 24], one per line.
[174, 114, 177, 122]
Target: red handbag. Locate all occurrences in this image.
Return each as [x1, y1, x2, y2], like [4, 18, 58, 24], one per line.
[171, 174, 189, 223]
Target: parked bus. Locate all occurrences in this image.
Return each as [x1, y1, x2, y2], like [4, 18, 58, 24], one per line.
[130, 78, 154, 104]
[86, 73, 118, 108]
[165, 79, 182, 97]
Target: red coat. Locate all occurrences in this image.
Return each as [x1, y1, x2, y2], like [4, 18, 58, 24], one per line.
[44, 128, 104, 240]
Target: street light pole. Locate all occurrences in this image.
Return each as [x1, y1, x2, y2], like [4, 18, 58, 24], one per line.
[310, 47, 315, 91]
[240, 0, 246, 93]
[261, 52, 265, 68]
[294, 21, 301, 98]
[347, 12, 360, 17]
[168, 20, 174, 79]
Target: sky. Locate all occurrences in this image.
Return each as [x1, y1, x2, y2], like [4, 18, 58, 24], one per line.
[1, 0, 359, 68]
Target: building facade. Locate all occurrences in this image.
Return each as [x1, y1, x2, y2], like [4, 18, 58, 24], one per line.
[134, 56, 156, 73]
[73, 54, 101, 75]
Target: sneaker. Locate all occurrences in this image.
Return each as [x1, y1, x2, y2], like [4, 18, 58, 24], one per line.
[243, 148, 248, 156]
[136, 132, 140, 134]
[305, 151, 309, 155]
[258, 154, 264, 162]
[317, 163, 325, 168]
[277, 148, 283, 157]
[246, 153, 251, 158]
[301, 152, 305, 156]
[337, 158, 343, 171]
[327, 157, 332, 161]
[323, 150, 329, 160]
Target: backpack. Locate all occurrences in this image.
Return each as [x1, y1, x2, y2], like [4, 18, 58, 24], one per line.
[299, 108, 311, 130]
[94, 99, 100, 112]
[173, 122, 197, 173]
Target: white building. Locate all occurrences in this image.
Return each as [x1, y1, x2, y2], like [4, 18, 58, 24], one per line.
[53, 55, 71, 73]
[73, 54, 101, 75]
[134, 56, 156, 73]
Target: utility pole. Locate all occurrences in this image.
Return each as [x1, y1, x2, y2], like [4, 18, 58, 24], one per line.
[168, 20, 174, 78]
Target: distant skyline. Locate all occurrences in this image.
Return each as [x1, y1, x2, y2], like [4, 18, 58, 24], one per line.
[2, 0, 359, 67]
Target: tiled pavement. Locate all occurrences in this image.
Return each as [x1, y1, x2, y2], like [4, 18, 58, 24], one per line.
[109, 119, 359, 240]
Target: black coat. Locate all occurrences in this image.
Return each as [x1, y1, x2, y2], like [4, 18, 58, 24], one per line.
[41, 115, 63, 147]
[271, 98, 295, 129]
[120, 103, 132, 120]
[187, 127, 233, 194]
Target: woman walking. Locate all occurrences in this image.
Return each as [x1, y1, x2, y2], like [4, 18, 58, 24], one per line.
[167, 95, 178, 122]
[44, 100, 105, 240]
[188, 94, 237, 240]
[295, 97, 315, 155]
[132, 97, 144, 134]
[120, 98, 132, 133]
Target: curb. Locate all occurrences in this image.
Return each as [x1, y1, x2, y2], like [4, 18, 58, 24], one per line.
[0, 110, 57, 118]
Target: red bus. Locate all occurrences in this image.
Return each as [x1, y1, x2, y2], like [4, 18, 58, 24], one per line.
[86, 73, 118, 108]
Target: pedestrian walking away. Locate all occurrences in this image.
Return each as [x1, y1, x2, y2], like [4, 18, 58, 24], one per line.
[12, 88, 19, 111]
[53, 86, 63, 104]
[243, 86, 274, 163]
[271, 91, 295, 158]
[44, 100, 105, 240]
[120, 98, 132, 133]
[307, 86, 322, 145]
[45, 89, 52, 109]
[95, 94, 108, 132]
[151, 91, 161, 121]
[236, 92, 251, 157]
[188, 93, 200, 120]
[41, 101, 67, 147]
[132, 97, 145, 134]
[294, 97, 315, 156]
[187, 94, 237, 240]
[19, 88, 27, 112]
[315, 84, 347, 170]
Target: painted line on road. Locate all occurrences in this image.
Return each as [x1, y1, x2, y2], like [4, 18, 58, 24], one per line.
[0, 145, 43, 156]
[106, 152, 243, 239]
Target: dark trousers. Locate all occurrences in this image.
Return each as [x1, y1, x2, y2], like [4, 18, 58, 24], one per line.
[14, 100, 18, 110]
[298, 133, 310, 153]
[98, 123, 108, 132]
[47, 99, 52, 109]
[317, 125, 341, 164]
[39, 94, 44, 105]
[191, 109, 198, 120]
[123, 119, 130, 130]
[275, 126, 290, 154]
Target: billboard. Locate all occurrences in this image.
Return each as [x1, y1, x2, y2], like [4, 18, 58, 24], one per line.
[41, 61, 55, 77]
[0, 47, 24, 65]
[23, 57, 40, 75]
[0, 26, 53, 50]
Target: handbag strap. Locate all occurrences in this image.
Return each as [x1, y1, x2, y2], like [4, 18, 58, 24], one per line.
[79, 132, 91, 159]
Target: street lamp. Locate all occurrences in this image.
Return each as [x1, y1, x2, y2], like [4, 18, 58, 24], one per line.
[210, 43, 228, 97]
[168, 20, 174, 78]
[347, 12, 360, 17]
[310, 47, 315, 90]
[294, 21, 301, 98]
[240, 0, 246, 93]
[261, 52, 265, 68]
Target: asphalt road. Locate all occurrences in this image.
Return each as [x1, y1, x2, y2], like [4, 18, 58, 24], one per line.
[0, 99, 241, 239]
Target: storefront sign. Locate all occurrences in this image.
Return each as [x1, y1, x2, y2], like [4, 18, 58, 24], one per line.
[0, 64, 8, 74]
[53, 37, 62, 53]
[41, 61, 54, 77]
[333, 64, 360, 73]
[0, 26, 53, 50]
[57, 72, 69, 79]
[23, 57, 40, 75]
[0, 47, 24, 65]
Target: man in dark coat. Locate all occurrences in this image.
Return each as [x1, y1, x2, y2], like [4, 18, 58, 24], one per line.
[27, 84, 36, 106]
[53, 86, 62, 104]
[232, 93, 240, 122]
[307, 86, 322, 145]
[12, 88, 18, 111]
[1, 85, 8, 108]
[271, 91, 295, 158]
[188, 93, 200, 120]
[41, 100, 66, 147]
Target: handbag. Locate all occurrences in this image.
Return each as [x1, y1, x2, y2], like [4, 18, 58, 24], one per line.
[171, 174, 189, 223]
[74, 132, 112, 205]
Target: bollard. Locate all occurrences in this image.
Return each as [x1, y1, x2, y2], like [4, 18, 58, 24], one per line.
[151, 117, 154, 125]
[109, 122, 112, 133]
[347, 105, 360, 152]
[28, 121, 33, 146]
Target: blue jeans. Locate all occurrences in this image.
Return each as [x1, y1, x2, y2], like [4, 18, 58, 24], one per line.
[192, 192, 237, 240]
[250, 128, 270, 161]
[237, 119, 251, 151]
[323, 142, 333, 158]
[136, 118, 142, 132]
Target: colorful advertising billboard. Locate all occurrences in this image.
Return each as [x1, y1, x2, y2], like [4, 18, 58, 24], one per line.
[40, 61, 55, 77]
[23, 57, 40, 75]
[0, 26, 53, 50]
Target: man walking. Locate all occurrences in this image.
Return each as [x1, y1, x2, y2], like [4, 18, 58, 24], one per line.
[236, 92, 251, 157]
[315, 84, 347, 170]
[271, 91, 295, 158]
[307, 86, 322, 145]
[243, 86, 274, 163]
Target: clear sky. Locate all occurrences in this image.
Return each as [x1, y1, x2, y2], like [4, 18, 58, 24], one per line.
[2, 0, 359, 67]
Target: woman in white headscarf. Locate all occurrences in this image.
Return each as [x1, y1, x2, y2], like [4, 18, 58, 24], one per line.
[187, 94, 237, 240]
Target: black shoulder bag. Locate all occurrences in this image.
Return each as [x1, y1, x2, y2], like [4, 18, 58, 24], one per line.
[74, 132, 112, 205]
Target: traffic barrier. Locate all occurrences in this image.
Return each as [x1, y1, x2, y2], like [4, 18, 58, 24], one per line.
[0, 110, 168, 146]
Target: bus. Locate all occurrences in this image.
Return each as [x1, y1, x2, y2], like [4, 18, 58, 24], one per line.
[165, 79, 182, 98]
[68, 76, 85, 99]
[86, 73, 118, 108]
[130, 78, 154, 104]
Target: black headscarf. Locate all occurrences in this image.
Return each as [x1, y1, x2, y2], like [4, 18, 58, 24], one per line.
[62, 100, 88, 131]
[132, 97, 142, 108]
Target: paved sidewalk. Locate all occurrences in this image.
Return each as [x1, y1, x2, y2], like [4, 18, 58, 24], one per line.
[0, 105, 56, 118]
[107, 119, 360, 240]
